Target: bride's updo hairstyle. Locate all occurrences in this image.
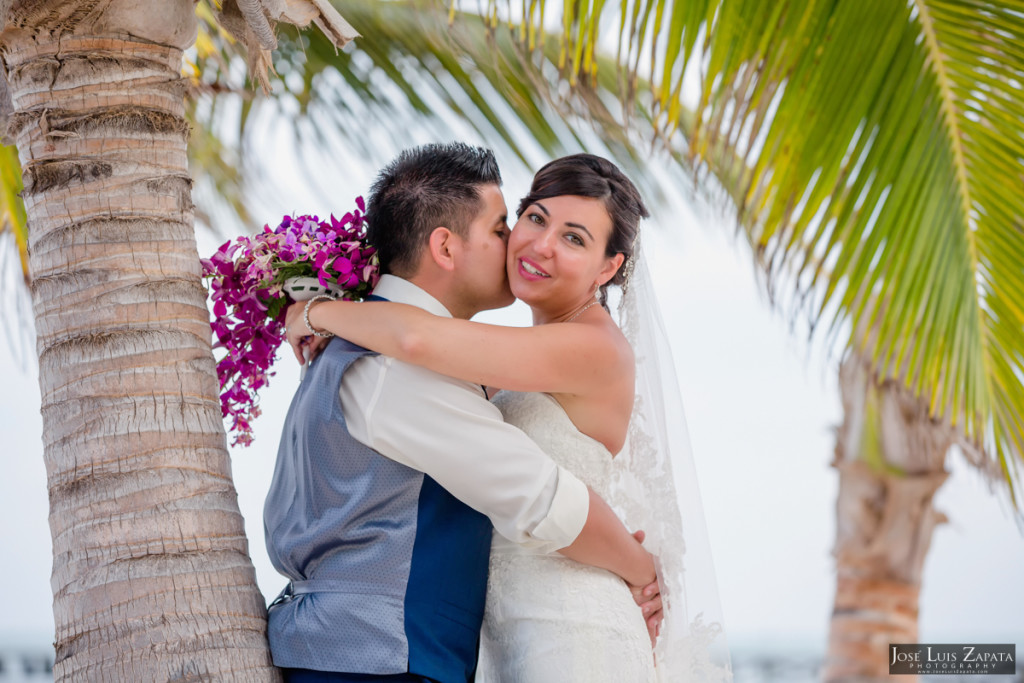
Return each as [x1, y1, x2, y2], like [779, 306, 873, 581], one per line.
[517, 154, 649, 306]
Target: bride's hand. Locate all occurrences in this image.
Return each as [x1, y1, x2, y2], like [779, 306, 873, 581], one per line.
[628, 530, 664, 648]
[285, 301, 330, 365]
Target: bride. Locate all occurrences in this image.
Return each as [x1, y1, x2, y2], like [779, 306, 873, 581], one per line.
[288, 154, 731, 681]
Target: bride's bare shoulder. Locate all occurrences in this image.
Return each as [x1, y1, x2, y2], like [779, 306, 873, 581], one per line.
[587, 316, 634, 371]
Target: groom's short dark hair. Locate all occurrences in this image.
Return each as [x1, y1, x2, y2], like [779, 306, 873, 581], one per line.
[366, 142, 502, 277]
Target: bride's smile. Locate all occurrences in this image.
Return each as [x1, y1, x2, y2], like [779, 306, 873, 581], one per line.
[516, 256, 550, 279]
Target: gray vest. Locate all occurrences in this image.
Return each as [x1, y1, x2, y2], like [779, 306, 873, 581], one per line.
[263, 336, 492, 680]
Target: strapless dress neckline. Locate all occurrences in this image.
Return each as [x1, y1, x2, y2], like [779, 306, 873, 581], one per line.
[496, 390, 616, 458]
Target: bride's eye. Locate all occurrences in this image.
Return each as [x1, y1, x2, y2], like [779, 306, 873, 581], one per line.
[528, 213, 544, 225]
[566, 233, 584, 246]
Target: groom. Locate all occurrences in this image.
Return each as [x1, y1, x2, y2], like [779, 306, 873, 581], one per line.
[264, 143, 659, 682]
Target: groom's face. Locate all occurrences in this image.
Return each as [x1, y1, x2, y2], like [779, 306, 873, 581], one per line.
[452, 183, 515, 316]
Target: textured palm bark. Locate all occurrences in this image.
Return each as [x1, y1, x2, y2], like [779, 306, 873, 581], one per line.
[823, 354, 954, 683]
[2, 2, 278, 680]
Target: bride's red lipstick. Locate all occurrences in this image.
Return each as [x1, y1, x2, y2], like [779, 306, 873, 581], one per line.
[517, 257, 550, 280]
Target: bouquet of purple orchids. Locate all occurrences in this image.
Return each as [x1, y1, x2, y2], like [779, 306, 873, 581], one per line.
[201, 198, 379, 446]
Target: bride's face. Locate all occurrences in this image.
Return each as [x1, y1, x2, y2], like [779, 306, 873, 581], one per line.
[507, 194, 624, 314]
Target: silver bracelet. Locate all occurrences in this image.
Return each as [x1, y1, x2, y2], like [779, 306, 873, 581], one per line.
[303, 294, 337, 338]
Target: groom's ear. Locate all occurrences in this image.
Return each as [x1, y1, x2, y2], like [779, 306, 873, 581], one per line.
[426, 226, 458, 272]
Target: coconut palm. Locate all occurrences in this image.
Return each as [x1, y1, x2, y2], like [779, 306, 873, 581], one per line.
[0, 1, 360, 679]
[669, 4, 1024, 679]
[575, 0, 1022, 679]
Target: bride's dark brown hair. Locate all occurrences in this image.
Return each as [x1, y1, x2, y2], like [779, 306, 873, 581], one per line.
[517, 154, 649, 305]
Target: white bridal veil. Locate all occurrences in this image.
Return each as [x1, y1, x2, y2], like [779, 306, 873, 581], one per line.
[611, 240, 734, 682]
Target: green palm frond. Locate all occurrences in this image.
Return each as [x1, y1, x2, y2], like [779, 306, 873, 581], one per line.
[0, 143, 27, 283]
[687, 1, 1024, 503]
[476, 0, 709, 126]
[186, 0, 711, 233]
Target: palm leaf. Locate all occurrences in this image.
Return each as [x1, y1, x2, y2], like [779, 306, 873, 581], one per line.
[683, 0, 1024, 505]
[0, 141, 33, 363]
[0, 143, 26, 281]
[186, 0, 713, 236]
[1, 63, 28, 285]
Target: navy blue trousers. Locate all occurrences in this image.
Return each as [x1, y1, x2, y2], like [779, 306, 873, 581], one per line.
[282, 670, 438, 683]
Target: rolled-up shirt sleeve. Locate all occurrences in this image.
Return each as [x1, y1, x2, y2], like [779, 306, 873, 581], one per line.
[340, 354, 589, 550]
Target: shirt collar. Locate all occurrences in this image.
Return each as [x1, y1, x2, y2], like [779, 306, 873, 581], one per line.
[371, 274, 453, 319]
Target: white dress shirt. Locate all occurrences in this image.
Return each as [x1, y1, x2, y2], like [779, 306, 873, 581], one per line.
[339, 275, 590, 550]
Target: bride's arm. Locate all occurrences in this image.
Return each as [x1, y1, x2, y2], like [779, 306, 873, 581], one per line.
[559, 489, 655, 586]
[290, 299, 628, 394]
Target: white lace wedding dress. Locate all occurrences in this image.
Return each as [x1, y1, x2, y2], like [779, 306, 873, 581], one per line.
[476, 390, 657, 683]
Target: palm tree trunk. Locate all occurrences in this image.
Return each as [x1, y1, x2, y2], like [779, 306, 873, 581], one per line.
[823, 353, 954, 682]
[2, 2, 277, 680]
